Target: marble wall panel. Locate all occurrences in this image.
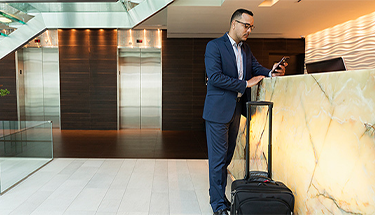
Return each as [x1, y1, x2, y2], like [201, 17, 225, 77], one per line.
[228, 69, 375, 214]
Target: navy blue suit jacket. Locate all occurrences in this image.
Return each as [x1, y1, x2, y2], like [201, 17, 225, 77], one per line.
[203, 34, 270, 124]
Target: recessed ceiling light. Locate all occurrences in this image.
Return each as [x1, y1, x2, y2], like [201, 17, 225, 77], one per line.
[259, 0, 280, 7]
[0, 10, 25, 24]
[128, 0, 144, 3]
[0, 15, 12, 23]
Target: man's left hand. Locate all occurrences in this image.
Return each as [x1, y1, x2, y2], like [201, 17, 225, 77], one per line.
[271, 62, 288, 77]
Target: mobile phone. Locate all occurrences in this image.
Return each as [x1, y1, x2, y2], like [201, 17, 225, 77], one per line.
[271, 56, 289, 73]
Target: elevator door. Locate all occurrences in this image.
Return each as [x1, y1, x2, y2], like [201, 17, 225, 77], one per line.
[119, 48, 161, 129]
[18, 48, 60, 128]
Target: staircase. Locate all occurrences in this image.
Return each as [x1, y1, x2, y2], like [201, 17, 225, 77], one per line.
[0, 3, 37, 57]
[0, 4, 34, 38]
[0, 0, 174, 60]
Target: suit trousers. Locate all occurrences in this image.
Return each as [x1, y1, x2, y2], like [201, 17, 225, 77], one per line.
[205, 99, 242, 212]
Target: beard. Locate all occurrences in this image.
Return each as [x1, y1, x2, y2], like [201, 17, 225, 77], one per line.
[241, 33, 250, 42]
[241, 33, 249, 41]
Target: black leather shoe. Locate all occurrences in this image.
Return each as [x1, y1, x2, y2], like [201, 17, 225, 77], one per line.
[213, 209, 229, 215]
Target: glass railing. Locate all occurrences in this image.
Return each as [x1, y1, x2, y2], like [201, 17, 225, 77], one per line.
[0, 121, 53, 194]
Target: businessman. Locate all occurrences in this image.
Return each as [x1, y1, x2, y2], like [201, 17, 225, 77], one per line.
[203, 9, 286, 215]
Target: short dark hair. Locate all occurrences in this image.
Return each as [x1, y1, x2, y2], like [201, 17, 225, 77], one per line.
[230, 9, 253, 25]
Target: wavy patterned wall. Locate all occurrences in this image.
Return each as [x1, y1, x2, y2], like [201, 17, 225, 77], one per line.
[306, 11, 375, 71]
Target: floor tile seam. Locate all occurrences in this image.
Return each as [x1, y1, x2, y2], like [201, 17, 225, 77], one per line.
[32, 191, 82, 214]
[113, 158, 139, 214]
[183, 161, 195, 187]
[144, 158, 169, 215]
[38, 159, 77, 191]
[57, 190, 97, 213]
[116, 188, 153, 214]
[182, 161, 206, 215]
[168, 193, 203, 215]
[9, 191, 54, 215]
[3, 197, 37, 215]
[167, 160, 196, 193]
[58, 158, 87, 178]
[149, 158, 168, 196]
[47, 158, 76, 173]
[93, 158, 123, 182]
[148, 190, 170, 215]
[99, 190, 123, 215]
[186, 160, 209, 176]
[65, 187, 111, 213]
[3, 163, 65, 214]
[67, 159, 103, 182]
[61, 159, 108, 214]
[95, 159, 126, 214]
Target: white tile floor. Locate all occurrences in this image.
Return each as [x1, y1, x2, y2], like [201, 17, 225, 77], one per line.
[0, 158, 51, 193]
[0, 158, 232, 215]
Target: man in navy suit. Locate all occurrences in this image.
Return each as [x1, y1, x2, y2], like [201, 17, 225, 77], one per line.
[203, 9, 286, 215]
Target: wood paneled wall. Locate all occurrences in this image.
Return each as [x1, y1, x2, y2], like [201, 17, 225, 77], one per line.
[0, 53, 18, 121]
[59, 29, 117, 130]
[162, 32, 305, 130]
[162, 34, 211, 131]
[247, 38, 305, 75]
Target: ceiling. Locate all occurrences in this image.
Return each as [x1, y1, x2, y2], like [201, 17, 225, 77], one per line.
[137, 0, 375, 39]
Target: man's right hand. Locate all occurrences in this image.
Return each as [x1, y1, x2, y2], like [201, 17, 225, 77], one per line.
[246, 75, 265, 88]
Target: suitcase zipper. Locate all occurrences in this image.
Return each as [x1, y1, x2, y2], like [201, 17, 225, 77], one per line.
[231, 189, 293, 214]
[237, 197, 293, 214]
[235, 185, 293, 192]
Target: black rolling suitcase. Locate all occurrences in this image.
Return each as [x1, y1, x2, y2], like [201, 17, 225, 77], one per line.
[231, 101, 295, 215]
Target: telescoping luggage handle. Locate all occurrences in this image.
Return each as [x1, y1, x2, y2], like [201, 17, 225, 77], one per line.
[244, 101, 273, 180]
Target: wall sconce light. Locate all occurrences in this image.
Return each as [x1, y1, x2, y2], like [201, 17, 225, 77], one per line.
[258, 0, 280, 7]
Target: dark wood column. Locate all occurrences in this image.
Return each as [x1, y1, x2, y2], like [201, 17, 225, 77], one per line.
[59, 29, 117, 130]
[0, 53, 17, 121]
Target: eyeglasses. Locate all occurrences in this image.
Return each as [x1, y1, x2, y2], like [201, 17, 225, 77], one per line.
[235, 20, 255, 30]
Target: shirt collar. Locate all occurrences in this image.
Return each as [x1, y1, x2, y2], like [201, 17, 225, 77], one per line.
[227, 33, 242, 47]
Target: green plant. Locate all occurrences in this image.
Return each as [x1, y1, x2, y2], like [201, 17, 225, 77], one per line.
[0, 85, 10, 96]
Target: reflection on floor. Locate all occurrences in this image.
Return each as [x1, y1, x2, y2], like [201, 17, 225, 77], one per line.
[0, 158, 232, 215]
[53, 129, 208, 159]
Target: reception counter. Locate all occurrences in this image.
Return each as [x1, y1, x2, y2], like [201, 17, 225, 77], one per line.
[228, 69, 375, 214]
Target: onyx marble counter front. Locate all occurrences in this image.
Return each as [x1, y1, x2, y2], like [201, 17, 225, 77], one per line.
[228, 69, 375, 214]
